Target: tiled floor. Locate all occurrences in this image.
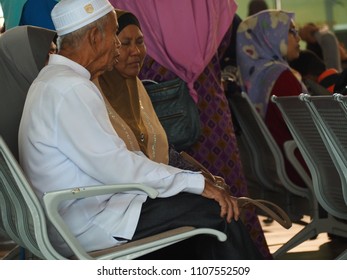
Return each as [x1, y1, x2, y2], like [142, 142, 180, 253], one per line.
[0, 236, 18, 259]
[246, 183, 347, 260]
[260, 215, 347, 260]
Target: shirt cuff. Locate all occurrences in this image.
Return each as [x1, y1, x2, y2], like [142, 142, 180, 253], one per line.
[180, 171, 205, 194]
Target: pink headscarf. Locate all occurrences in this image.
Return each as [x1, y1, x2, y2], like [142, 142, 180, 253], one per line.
[110, 0, 238, 102]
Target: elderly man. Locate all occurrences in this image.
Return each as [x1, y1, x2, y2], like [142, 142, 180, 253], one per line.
[18, 0, 262, 259]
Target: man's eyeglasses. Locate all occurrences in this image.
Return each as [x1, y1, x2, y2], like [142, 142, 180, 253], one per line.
[289, 27, 299, 37]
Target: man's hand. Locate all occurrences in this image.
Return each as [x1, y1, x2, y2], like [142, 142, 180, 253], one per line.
[201, 179, 240, 223]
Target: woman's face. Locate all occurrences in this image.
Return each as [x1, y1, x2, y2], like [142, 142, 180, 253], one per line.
[287, 21, 301, 62]
[114, 24, 146, 78]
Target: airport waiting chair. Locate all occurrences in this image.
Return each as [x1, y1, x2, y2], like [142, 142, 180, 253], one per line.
[0, 136, 226, 260]
[301, 93, 347, 260]
[272, 94, 347, 259]
[302, 94, 347, 205]
[228, 92, 313, 217]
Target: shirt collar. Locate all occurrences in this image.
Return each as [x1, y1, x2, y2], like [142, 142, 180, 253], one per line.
[48, 54, 91, 80]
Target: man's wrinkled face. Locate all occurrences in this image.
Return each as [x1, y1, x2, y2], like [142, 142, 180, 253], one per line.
[93, 11, 121, 78]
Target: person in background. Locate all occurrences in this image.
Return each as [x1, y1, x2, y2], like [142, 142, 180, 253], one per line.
[290, 49, 347, 95]
[0, 25, 56, 160]
[290, 49, 338, 95]
[111, 0, 272, 259]
[0, 0, 58, 31]
[220, 13, 242, 80]
[19, 0, 263, 259]
[237, 9, 310, 189]
[339, 41, 347, 70]
[248, 0, 269, 16]
[299, 22, 342, 72]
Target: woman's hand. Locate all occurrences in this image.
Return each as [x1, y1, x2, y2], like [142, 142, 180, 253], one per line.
[201, 179, 240, 223]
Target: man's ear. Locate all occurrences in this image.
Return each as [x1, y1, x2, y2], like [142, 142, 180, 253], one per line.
[88, 26, 102, 52]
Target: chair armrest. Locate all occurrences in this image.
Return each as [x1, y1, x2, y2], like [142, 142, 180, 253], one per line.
[42, 183, 158, 259]
[44, 183, 158, 201]
[87, 227, 227, 260]
[283, 140, 313, 189]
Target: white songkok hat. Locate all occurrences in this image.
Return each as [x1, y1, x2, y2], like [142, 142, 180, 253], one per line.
[51, 0, 114, 36]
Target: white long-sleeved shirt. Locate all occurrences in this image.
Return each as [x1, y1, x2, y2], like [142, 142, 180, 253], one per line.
[18, 54, 204, 256]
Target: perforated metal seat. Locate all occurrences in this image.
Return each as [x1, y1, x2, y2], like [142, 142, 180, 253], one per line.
[272, 94, 347, 259]
[228, 92, 313, 222]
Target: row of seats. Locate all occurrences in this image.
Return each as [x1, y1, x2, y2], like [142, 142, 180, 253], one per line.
[228, 91, 347, 259]
[272, 93, 347, 259]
